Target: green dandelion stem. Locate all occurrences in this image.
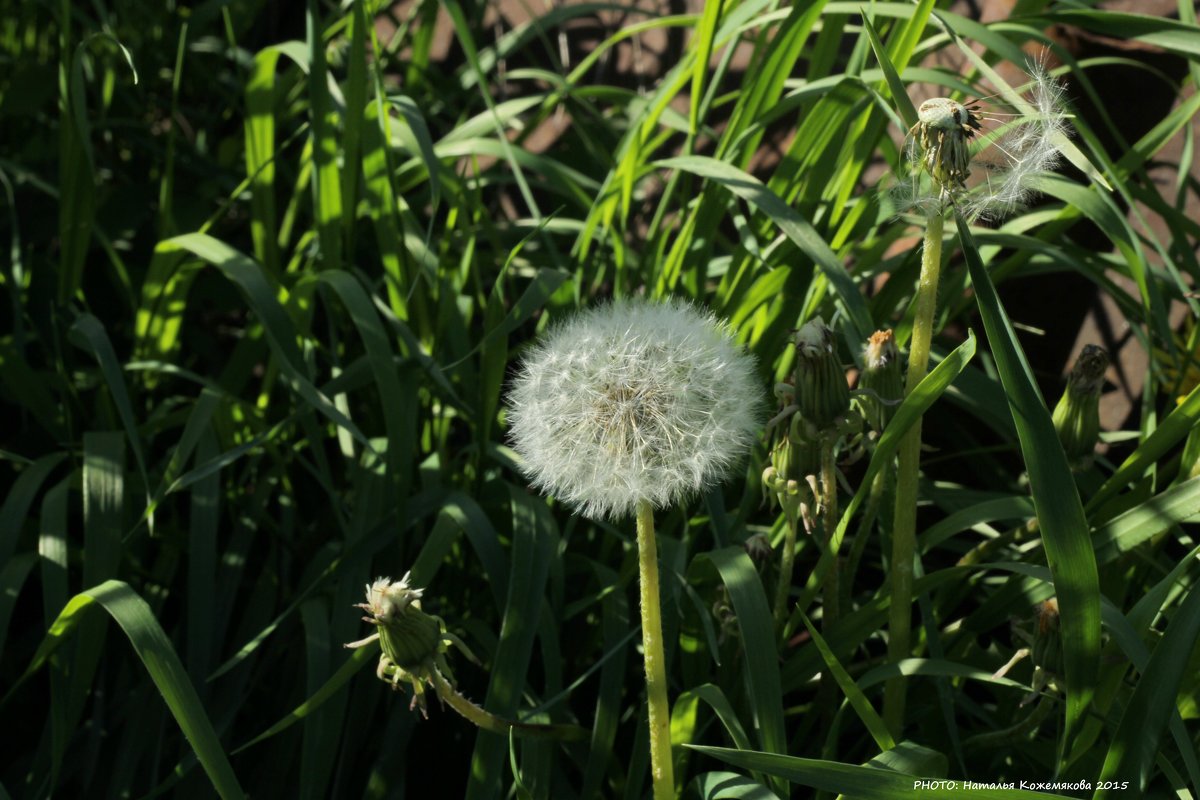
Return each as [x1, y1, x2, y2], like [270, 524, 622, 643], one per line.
[884, 209, 945, 736]
[773, 498, 800, 630]
[636, 498, 675, 800]
[430, 670, 587, 741]
[820, 435, 840, 629]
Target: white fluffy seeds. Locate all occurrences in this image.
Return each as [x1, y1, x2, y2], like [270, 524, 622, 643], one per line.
[506, 298, 763, 520]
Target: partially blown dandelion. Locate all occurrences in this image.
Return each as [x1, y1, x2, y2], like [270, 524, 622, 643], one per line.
[507, 298, 763, 520]
[507, 297, 762, 800]
[895, 60, 1069, 221]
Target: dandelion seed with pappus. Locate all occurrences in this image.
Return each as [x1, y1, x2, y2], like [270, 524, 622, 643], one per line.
[506, 297, 763, 800]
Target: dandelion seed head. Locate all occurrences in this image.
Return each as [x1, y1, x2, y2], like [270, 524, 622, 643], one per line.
[506, 298, 764, 521]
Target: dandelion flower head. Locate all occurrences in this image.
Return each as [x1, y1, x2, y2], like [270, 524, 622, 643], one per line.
[507, 298, 763, 520]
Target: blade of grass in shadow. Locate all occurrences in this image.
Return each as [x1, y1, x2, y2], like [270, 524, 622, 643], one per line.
[70, 315, 152, 531]
[1087, 379, 1200, 516]
[685, 745, 1078, 799]
[701, 547, 787, 797]
[958, 215, 1100, 766]
[1096, 577, 1200, 799]
[0, 452, 66, 567]
[465, 487, 557, 800]
[157, 233, 373, 451]
[8, 580, 245, 798]
[799, 611, 895, 752]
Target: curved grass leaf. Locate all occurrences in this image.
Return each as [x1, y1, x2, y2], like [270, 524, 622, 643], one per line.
[11, 580, 244, 798]
[694, 771, 780, 800]
[958, 215, 1100, 760]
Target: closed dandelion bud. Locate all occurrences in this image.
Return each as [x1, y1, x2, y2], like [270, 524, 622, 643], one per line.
[793, 318, 850, 431]
[1052, 345, 1108, 464]
[769, 414, 819, 482]
[859, 330, 903, 433]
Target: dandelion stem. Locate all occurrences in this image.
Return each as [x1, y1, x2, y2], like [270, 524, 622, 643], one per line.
[820, 435, 840, 629]
[773, 499, 800, 630]
[636, 498, 675, 800]
[884, 209, 945, 736]
[430, 670, 587, 741]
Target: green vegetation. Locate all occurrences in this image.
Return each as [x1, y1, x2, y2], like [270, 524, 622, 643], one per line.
[3, 1, 1200, 797]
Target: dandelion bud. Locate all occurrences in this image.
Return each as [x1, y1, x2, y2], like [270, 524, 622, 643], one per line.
[793, 318, 850, 431]
[1052, 345, 1108, 465]
[506, 298, 763, 520]
[859, 329, 903, 433]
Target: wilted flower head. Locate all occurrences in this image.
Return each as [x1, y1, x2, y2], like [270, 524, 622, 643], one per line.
[506, 298, 763, 520]
[859, 329, 903, 434]
[894, 60, 1069, 221]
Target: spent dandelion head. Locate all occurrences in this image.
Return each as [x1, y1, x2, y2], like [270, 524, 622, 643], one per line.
[892, 59, 1070, 221]
[506, 297, 763, 521]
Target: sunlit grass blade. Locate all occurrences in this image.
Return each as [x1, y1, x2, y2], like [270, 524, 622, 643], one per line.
[655, 155, 872, 344]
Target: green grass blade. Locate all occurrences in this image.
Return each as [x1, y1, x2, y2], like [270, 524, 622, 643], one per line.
[1087, 379, 1200, 514]
[465, 486, 557, 800]
[799, 611, 895, 752]
[0, 452, 66, 567]
[685, 745, 1078, 799]
[157, 233, 373, 451]
[14, 580, 245, 798]
[306, 0, 343, 269]
[703, 547, 787, 796]
[1096, 579, 1200, 798]
[655, 155, 872, 343]
[70, 315, 151, 527]
[958, 215, 1100, 762]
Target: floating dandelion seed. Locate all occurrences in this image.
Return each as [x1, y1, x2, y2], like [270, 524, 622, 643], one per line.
[893, 60, 1070, 221]
[506, 298, 763, 520]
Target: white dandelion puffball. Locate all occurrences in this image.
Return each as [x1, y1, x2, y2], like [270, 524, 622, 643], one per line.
[507, 298, 763, 521]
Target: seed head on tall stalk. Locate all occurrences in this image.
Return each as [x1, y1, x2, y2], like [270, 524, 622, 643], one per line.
[506, 298, 762, 800]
